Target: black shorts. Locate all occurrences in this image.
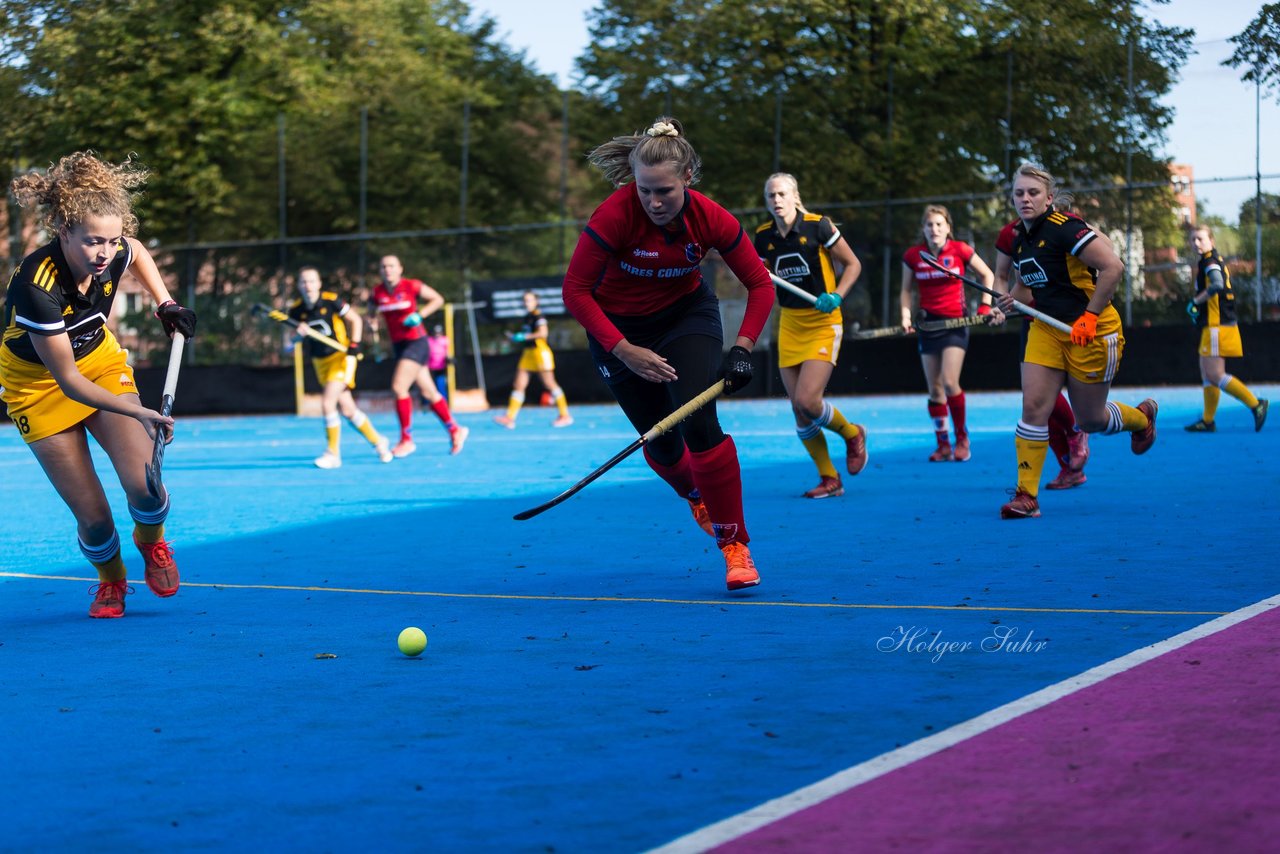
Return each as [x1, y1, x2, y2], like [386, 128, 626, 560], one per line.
[393, 337, 434, 366]
[587, 282, 723, 386]
[917, 312, 969, 355]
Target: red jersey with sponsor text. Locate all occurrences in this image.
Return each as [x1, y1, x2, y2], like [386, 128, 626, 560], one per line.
[562, 185, 774, 353]
[902, 239, 974, 318]
[371, 279, 427, 343]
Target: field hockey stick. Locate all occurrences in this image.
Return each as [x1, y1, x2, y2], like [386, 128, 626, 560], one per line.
[250, 303, 363, 358]
[513, 380, 726, 521]
[768, 272, 818, 305]
[849, 324, 913, 340]
[915, 315, 998, 332]
[145, 332, 186, 499]
[918, 252, 1072, 334]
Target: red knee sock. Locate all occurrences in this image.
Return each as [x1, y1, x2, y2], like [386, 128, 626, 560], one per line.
[396, 397, 413, 441]
[430, 398, 458, 432]
[946, 392, 967, 439]
[1047, 392, 1075, 467]
[643, 445, 697, 499]
[689, 436, 749, 546]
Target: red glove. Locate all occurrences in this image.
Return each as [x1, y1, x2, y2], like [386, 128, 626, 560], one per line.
[977, 303, 992, 317]
[1070, 311, 1098, 346]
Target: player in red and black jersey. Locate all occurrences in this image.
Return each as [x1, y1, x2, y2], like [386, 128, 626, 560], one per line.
[995, 163, 1157, 520]
[754, 172, 866, 499]
[563, 117, 774, 592]
[1, 152, 196, 618]
[900, 205, 1003, 463]
[369, 255, 467, 457]
[994, 218, 1090, 489]
[1184, 226, 1267, 432]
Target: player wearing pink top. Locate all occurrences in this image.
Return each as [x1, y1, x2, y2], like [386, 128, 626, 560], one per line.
[900, 205, 1002, 462]
[369, 255, 467, 457]
[994, 219, 1090, 489]
[563, 117, 774, 592]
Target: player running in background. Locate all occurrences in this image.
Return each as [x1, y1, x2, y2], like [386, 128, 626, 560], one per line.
[1184, 225, 1268, 433]
[493, 290, 573, 429]
[563, 117, 775, 591]
[286, 267, 392, 468]
[1, 152, 195, 617]
[996, 163, 1157, 520]
[369, 254, 467, 457]
[900, 204, 1003, 463]
[754, 172, 866, 499]
[426, 323, 450, 400]
[995, 217, 1090, 489]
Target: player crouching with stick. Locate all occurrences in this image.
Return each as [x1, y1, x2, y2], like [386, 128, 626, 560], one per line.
[286, 267, 393, 468]
[562, 117, 775, 591]
[996, 163, 1157, 519]
[1, 152, 195, 617]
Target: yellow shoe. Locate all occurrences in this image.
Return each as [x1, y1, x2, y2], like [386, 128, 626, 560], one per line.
[721, 541, 760, 591]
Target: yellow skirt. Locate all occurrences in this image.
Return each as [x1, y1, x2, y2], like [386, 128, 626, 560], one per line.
[313, 351, 356, 389]
[517, 340, 556, 373]
[778, 306, 843, 368]
[1, 329, 138, 443]
[1022, 307, 1125, 384]
[1198, 325, 1243, 358]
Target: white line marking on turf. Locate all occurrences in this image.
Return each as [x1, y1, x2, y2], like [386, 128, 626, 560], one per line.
[646, 594, 1280, 854]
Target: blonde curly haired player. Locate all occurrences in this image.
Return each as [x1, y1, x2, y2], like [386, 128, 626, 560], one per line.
[2, 151, 196, 617]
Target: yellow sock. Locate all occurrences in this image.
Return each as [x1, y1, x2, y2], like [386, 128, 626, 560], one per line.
[799, 426, 838, 479]
[554, 389, 569, 417]
[325, 424, 341, 453]
[134, 522, 165, 545]
[824, 406, 860, 441]
[353, 417, 381, 446]
[1114, 402, 1150, 433]
[506, 393, 524, 420]
[1014, 434, 1049, 497]
[1221, 376, 1259, 409]
[1203, 385, 1221, 422]
[93, 551, 127, 583]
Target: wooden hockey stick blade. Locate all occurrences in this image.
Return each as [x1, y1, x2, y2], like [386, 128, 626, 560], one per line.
[513, 380, 726, 521]
[918, 252, 1073, 334]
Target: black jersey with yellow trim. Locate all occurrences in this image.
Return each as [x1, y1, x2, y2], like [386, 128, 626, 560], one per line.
[1194, 249, 1237, 327]
[2, 238, 131, 364]
[753, 212, 841, 310]
[519, 310, 547, 350]
[1011, 210, 1104, 324]
[287, 291, 352, 359]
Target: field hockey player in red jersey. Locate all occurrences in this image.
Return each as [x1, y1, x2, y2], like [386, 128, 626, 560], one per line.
[368, 254, 468, 457]
[900, 204, 1004, 463]
[1, 152, 194, 617]
[754, 172, 867, 499]
[995, 217, 1090, 490]
[996, 163, 1157, 519]
[562, 117, 775, 591]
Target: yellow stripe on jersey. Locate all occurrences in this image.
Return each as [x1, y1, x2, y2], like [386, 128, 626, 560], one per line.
[33, 258, 58, 292]
[1047, 212, 1069, 226]
[754, 221, 772, 234]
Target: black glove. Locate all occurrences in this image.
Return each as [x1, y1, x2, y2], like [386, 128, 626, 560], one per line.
[348, 341, 361, 356]
[719, 345, 754, 395]
[155, 300, 197, 339]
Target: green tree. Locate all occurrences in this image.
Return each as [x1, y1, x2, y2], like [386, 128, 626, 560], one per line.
[1225, 3, 1280, 98]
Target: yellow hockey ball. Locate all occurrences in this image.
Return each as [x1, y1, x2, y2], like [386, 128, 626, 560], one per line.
[398, 627, 427, 657]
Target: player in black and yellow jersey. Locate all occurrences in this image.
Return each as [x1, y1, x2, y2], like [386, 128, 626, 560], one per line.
[493, 290, 573, 429]
[1185, 226, 1268, 433]
[286, 267, 393, 468]
[754, 173, 867, 499]
[1, 152, 196, 617]
[996, 163, 1157, 520]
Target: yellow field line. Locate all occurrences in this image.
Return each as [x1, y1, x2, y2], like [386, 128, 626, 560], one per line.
[0, 572, 1227, 616]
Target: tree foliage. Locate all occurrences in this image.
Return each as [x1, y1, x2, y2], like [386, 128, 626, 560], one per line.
[1226, 3, 1280, 99]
